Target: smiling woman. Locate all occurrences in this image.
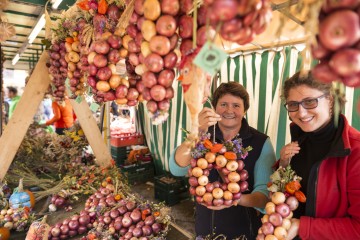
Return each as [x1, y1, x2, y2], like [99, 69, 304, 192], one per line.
[279, 71, 360, 240]
[169, 82, 276, 239]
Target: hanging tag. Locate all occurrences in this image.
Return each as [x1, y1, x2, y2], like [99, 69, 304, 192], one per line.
[75, 95, 82, 103]
[193, 42, 228, 77]
[90, 102, 100, 112]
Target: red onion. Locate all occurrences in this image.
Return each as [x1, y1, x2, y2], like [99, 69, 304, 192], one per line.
[60, 225, 69, 235]
[62, 219, 70, 226]
[152, 222, 162, 235]
[122, 216, 133, 228]
[126, 201, 136, 211]
[239, 170, 249, 181]
[68, 220, 79, 230]
[114, 221, 122, 231]
[103, 216, 112, 225]
[142, 225, 152, 236]
[51, 227, 61, 237]
[54, 197, 66, 207]
[118, 206, 128, 215]
[133, 227, 143, 237]
[100, 188, 111, 196]
[78, 226, 87, 235]
[130, 210, 142, 223]
[68, 230, 77, 237]
[110, 209, 120, 219]
[144, 215, 155, 226]
[79, 215, 90, 226]
[120, 227, 128, 235]
[124, 232, 133, 239]
[136, 221, 145, 228]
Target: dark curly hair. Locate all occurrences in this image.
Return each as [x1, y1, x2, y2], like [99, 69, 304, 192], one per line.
[212, 82, 249, 111]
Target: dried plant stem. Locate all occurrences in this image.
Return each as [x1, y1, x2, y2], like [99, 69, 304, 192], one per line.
[33, 180, 68, 201]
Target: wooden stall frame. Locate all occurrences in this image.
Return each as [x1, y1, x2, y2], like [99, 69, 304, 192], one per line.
[0, 52, 112, 180]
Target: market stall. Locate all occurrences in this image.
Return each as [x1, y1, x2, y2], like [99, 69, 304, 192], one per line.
[0, 0, 359, 239]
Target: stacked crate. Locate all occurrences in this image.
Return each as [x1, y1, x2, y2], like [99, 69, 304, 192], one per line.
[154, 175, 190, 206]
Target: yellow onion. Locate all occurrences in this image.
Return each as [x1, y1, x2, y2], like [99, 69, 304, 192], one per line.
[226, 160, 239, 171]
[195, 186, 206, 196]
[223, 190, 233, 200]
[227, 182, 240, 194]
[228, 172, 241, 183]
[192, 167, 203, 178]
[197, 158, 208, 170]
[205, 152, 216, 163]
[271, 192, 286, 205]
[215, 155, 227, 168]
[212, 187, 224, 199]
[197, 175, 209, 186]
[265, 202, 276, 215]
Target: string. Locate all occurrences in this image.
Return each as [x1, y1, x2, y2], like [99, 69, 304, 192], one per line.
[205, 98, 216, 143]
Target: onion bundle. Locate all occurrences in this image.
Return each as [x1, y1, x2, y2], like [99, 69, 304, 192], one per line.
[48, 177, 169, 239]
[47, 42, 68, 102]
[188, 136, 251, 207]
[257, 167, 306, 240]
[0, 207, 34, 231]
[311, 2, 360, 87]
[87, 32, 126, 103]
[203, 0, 272, 45]
[123, 0, 181, 123]
[64, 35, 87, 98]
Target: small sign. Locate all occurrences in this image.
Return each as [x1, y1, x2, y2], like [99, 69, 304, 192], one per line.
[75, 95, 82, 103]
[90, 102, 100, 112]
[193, 42, 228, 76]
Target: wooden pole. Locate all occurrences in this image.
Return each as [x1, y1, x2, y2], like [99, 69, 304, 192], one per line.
[70, 97, 112, 167]
[0, 52, 51, 180]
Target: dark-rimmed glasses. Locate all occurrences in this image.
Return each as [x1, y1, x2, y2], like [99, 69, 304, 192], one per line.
[284, 94, 327, 112]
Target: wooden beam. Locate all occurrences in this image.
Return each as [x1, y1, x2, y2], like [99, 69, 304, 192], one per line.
[70, 97, 112, 168]
[225, 37, 308, 54]
[0, 52, 50, 180]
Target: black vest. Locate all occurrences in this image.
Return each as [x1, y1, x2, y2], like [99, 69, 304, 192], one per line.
[195, 118, 268, 240]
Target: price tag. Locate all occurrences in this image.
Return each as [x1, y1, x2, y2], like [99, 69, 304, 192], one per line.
[193, 42, 228, 77]
[90, 102, 100, 112]
[75, 95, 82, 103]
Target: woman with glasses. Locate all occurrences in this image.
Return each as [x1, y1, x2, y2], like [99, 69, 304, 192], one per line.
[279, 72, 360, 239]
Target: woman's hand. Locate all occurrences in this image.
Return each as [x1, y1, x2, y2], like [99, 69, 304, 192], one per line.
[286, 218, 300, 240]
[198, 107, 221, 133]
[280, 142, 300, 167]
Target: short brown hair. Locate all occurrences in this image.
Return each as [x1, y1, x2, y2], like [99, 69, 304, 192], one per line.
[212, 82, 250, 111]
[282, 71, 346, 110]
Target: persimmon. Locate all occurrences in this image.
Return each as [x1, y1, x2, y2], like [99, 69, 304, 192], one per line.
[224, 151, 237, 160]
[211, 143, 223, 153]
[203, 139, 213, 149]
[285, 181, 301, 194]
[295, 190, 306, 203]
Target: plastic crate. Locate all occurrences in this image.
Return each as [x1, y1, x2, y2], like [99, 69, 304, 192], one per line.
[110, 146, 128, 166]
[154, 175, 189, 206]
[120, 162, 154, 185]
[111, 134, 144, 147]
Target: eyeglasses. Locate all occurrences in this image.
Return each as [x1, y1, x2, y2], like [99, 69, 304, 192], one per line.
[284, 94, 327, 112]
